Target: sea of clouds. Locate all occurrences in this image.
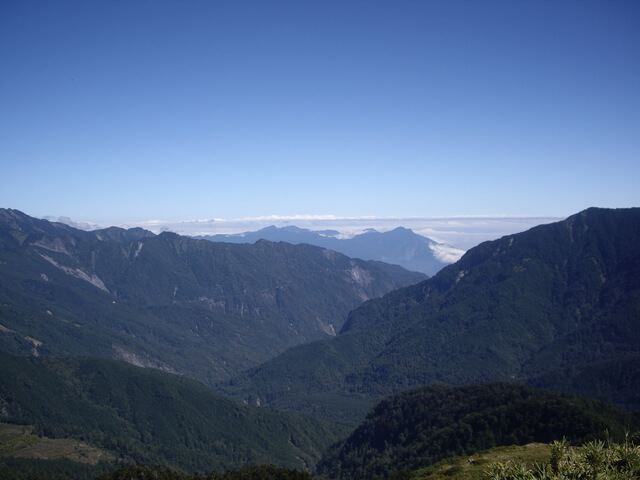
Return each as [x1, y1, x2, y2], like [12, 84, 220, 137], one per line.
[52, 214, 564, 251]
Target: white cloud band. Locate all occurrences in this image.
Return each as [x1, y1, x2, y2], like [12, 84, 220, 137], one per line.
[57, 214, 564, 250]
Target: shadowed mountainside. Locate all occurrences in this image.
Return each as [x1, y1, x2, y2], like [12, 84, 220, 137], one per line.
[0, 208, 425, 385]
[314, 382, 639, 480]
[223, 208, 640, 423]
[0, 351, 348, 474]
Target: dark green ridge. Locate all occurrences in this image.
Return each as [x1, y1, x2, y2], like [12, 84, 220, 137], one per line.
[0, 208, 425, 386]
[223, 207, 640, 423]
[0, 351, 348, 475]
[315, 382, 640, 480]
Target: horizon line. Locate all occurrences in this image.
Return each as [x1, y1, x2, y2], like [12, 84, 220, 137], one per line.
[49, 213, 568, 230]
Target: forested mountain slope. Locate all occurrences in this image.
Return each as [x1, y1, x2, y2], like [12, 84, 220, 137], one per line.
[0, 351, 348, 475]
[315, 383, 640, 480]
[0, 209, 425, 384]
[224, 208, 640, 422]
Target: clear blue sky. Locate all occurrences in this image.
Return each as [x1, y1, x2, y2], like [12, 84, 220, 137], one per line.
[1, 0, 639, 225]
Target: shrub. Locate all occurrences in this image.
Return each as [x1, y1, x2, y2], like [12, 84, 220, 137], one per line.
[486, 436, 640, 480]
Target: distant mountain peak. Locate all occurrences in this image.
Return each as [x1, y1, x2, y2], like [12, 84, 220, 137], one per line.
[196, 224, 464, 276]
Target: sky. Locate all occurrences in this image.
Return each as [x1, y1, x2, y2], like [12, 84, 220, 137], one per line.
[1, 0, 639, 247]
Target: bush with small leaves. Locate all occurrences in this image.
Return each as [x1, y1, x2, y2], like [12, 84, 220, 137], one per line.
[486, 436, 640, 480]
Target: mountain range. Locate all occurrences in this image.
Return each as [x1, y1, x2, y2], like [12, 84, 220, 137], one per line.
[0, 208, 425, 386]
[196, 225, 464, 276]
[222, 207, 640, 423]
[1, 206, 639, 478]
[1, 357, 636, 480]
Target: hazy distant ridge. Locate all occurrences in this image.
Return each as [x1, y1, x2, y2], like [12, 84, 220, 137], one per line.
[196, 226, 464, 276]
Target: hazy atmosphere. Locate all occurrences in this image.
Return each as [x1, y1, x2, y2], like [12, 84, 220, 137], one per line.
[1, 0, 639, 245]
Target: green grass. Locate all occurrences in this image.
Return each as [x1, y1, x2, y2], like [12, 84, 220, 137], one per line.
[0, 422, 114, 465]
[411, 443, 551, 480]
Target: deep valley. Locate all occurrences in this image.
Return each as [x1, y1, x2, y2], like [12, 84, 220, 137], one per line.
[0, 207, 639, 479]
